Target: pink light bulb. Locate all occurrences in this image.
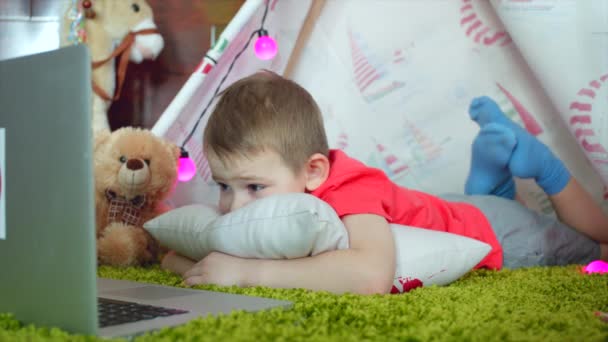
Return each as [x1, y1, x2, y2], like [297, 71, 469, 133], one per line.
[584, 260, 608, 274]
[178, 155, 197, 182]
[254, 34, 277, 60]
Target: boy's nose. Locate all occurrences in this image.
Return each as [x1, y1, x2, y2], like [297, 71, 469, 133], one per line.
[229, 195, 251, 213]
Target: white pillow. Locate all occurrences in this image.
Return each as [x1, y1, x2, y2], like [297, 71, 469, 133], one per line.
[146, 193, 350, 260]
[144, 193, 491, 293]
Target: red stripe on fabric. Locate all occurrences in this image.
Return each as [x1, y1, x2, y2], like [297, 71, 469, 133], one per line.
[578, 88, 596, 98]
[466, 20, 482, 36]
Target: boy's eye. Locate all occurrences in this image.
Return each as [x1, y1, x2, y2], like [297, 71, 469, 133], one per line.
[247, 184, 266, 192]
[217, 182, 230, 192]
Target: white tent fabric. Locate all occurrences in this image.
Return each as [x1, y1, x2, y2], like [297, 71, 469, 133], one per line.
[153, 0, 608, 215]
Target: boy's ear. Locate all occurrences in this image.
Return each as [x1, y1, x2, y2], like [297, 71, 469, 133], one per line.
[304, 153, 330, 192]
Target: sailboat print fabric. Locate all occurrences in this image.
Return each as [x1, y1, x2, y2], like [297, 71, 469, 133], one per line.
[158, 0, 608, 215]
[288, 0, 608, 215]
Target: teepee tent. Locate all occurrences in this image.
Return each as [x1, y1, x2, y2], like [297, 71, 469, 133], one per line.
[153, 0, 608, 214]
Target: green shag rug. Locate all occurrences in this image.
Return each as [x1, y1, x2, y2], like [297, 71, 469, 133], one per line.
[1, 265, 607, 341]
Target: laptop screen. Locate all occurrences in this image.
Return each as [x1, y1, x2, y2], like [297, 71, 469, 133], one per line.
[0, 45, 99, 335]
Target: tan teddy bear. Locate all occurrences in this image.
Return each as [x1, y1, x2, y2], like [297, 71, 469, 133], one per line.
[61, 0, 164, 133]
[94, 127, 179, 267]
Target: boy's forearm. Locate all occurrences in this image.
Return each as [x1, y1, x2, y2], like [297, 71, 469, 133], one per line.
[244, 248, 394, 295]
[244, 213, 397, 295]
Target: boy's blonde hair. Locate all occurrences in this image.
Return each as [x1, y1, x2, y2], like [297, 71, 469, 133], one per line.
[203, 70, 329, 174]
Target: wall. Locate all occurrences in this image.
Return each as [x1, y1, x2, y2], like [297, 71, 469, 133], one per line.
[0, 0, 243, 129]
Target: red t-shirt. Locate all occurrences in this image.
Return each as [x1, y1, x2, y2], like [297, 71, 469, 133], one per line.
[310, 149, 502, 270]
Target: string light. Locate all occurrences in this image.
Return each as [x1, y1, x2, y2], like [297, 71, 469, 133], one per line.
[584, 260, 608, 274]
[177, 0, 274, 182]
[253, 0, 275, 61]
[254, 29, 277, 60]
[177, 148, 197, 182]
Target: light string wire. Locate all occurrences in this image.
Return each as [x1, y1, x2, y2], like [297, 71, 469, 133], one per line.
[179, 1, 270, 151]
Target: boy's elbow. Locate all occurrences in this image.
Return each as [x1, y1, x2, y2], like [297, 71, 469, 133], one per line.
[358, 281, 392, 295]
[355, 269, 394, 295]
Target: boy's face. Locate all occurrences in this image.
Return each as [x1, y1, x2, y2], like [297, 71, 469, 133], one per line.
[207, 149, 308, 214]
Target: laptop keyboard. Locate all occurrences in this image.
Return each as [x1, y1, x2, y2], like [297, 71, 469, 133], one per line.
[98, 297, 189, 328]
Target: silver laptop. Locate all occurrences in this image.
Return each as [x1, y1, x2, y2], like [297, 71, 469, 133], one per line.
[0, 45, 291, 338]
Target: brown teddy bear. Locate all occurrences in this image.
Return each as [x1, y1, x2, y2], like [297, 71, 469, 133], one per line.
[94, 127, 179, 267]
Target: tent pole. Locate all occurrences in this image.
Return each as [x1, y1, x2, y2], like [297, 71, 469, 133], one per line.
[283, 0, 326, 79]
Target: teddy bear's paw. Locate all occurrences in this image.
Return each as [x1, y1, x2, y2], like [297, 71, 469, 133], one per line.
[97, 223, 149, 267]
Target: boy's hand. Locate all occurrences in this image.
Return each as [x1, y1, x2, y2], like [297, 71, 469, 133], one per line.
[183, 251, 250, 287]
[161, 250, 195, 276]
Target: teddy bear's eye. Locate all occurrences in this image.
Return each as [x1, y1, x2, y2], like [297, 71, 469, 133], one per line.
[144, 159, 151, 166]
[132, 3, 140, 12]
[119, 156, 127, 163]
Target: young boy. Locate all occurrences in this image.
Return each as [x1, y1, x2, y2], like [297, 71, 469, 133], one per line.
[162, 71, 608, 295]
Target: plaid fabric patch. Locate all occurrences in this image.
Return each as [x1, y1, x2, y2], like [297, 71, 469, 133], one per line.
[105, 189, 146, 226]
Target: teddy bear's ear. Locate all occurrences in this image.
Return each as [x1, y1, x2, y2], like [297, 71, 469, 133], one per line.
[93, 129, 112, 151]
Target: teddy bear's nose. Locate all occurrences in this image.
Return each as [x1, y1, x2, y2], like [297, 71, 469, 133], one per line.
[126, 159, 144, 170]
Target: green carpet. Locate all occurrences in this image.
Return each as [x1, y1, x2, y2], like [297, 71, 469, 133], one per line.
[1, 265, 607, 341]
